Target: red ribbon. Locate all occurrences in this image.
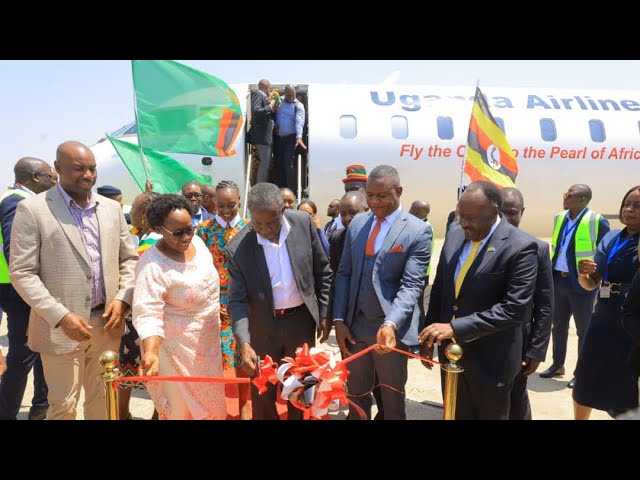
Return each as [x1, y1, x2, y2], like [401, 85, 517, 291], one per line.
[251, 355, 278, 394]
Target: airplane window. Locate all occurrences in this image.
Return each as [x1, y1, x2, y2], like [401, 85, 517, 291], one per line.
[437, 116, 454, 140]
[589, 119, 606, 143]
[495, 117, 506, 134]
[391, 115, 408, 139]
[540, 118, 557, 142]
[340, 115, 357, 139]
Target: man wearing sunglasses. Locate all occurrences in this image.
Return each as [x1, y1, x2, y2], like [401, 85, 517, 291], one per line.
[0, 157, 57, 420]
[181, 181, 213, 227]
[9, 141, 138, 420]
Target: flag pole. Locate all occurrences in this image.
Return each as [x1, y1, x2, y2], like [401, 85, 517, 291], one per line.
[131, 60, 150, 189]
[458, 77, 480, 201]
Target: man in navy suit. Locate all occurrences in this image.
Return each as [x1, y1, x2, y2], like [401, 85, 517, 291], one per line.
[420, 181, 539, 420]
[248, 79, 276, 184]
[500, 188, 553, 420]
[0, 157, 56, 420]
[539, 184, 609, 388]
[333, 165, 431, 420]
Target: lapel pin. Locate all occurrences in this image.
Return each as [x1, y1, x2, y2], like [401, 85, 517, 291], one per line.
[487, 246, 496, 253]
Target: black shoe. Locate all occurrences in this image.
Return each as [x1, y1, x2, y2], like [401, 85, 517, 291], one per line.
[28, 406, 48, 421]
[539, 365, 565, 378]
[567, 378, 575, 389]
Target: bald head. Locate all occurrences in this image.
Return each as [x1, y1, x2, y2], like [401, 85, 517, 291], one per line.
[258, 79, 271, 94]
[284, 84, 296, 103]
[500, 187, 525, 228]
[54, 141, 96, 201]
[409, 200, 430, 221]
[14, 157, 56, 194]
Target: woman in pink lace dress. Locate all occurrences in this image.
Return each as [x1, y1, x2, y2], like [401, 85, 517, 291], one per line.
[133, 194, 226, 420]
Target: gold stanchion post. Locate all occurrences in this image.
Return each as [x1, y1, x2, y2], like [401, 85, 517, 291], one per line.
[442, 343, 463, 420]
[100, 350, 120, 420]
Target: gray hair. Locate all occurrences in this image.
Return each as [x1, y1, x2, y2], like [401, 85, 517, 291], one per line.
[248, 182, 283, 211]
[342, 189, 368, 208]
[368, 165, 401, 188]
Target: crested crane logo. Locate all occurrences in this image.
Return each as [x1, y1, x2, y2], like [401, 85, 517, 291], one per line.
[487, 145, 502, 170]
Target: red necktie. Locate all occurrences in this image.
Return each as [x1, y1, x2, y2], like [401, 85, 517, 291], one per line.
[365, 218, 385, 256]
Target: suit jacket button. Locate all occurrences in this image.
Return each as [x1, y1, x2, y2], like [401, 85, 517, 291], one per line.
[453, 305, 458, 311]
[87, 275, 92, 279]
[85, 296, 91, 302]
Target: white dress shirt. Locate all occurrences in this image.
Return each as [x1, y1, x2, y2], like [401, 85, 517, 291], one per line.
[554, 207, 587, 273]
[214, 213, 241, 229]
[256, 216, 304, 309]
[454, 215, 501, 281]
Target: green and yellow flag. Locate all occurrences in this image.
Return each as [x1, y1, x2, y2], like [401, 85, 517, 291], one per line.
[464, 86, 518, 188]
[108, 135, 210, 194]
[132, 60, 243, 157]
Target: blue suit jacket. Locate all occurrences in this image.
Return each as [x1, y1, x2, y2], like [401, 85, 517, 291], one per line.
[551, 208, 610, 295]
[333, 209, 431, 346]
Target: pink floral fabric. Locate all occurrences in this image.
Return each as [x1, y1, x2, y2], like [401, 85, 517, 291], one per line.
[132, 236, 226, 420]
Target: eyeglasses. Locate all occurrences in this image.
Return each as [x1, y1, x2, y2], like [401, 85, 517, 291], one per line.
[184, 193, 202, 199]
[35, 172, 57, 182]
[158, 225, 196, 238]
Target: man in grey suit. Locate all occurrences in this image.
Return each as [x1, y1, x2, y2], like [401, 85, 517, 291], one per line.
[10, 141, 138, 420]
[420, 181, 539, 420]
[248, 79, 276, 184]
[226, 182, 332, 420]
[333, 165, 431, 420]
[500, 187, 553, 420]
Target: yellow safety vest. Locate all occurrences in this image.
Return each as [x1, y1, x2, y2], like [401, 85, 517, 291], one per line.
[0, 188, 32, 284]
[426, 220, 435, 278]
[550, 209, 601, 271]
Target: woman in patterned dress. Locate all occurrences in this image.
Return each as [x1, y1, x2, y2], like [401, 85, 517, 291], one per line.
[118, 191, 161, 420]
[195, 181, 251, 419]
[133, 195, 226, 420]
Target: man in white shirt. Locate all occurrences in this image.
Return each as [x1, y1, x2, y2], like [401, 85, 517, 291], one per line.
[226, 182, 332, 420]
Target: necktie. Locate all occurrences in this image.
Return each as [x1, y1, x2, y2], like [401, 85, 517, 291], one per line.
[365, 218, 385, 256]
[455, 241, 481, 298]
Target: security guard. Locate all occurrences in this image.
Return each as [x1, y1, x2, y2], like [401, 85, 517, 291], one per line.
[540, 184, 609, 388]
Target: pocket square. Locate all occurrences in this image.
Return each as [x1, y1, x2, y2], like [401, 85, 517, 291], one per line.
[389, 244, 404, 253]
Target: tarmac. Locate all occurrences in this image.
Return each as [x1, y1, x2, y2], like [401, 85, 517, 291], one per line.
[0, 237, 610, 420]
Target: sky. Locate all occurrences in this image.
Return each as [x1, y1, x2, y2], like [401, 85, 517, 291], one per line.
[2, 60, 640, 166]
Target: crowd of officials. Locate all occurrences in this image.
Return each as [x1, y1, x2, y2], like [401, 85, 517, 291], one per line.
[1, 138, 640, 420]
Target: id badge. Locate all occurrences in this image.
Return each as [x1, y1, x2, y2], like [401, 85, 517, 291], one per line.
[600, 285, 611, 298]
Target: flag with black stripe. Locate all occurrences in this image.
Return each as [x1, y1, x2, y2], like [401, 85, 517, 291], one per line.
[464, 86, 518, 188]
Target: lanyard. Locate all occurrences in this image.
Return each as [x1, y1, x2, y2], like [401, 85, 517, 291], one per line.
[560, 219, 578, 247]
[603, 234, 632, 282]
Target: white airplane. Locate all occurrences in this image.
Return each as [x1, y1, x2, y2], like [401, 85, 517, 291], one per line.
[89, 83, 640, 237]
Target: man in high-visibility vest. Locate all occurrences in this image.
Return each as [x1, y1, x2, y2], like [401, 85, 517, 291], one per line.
[540, 184, 610, 389]
[0, 157, 57, 420]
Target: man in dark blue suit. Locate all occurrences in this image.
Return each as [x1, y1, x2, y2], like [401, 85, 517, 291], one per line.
[420, 181, 539, 420]
[333, 165, 431, 420]
[0, 157, 56, 420]
[540, 184, 609, 388]
[501, 188, 553, 420]
[248, 79, 276, 184]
